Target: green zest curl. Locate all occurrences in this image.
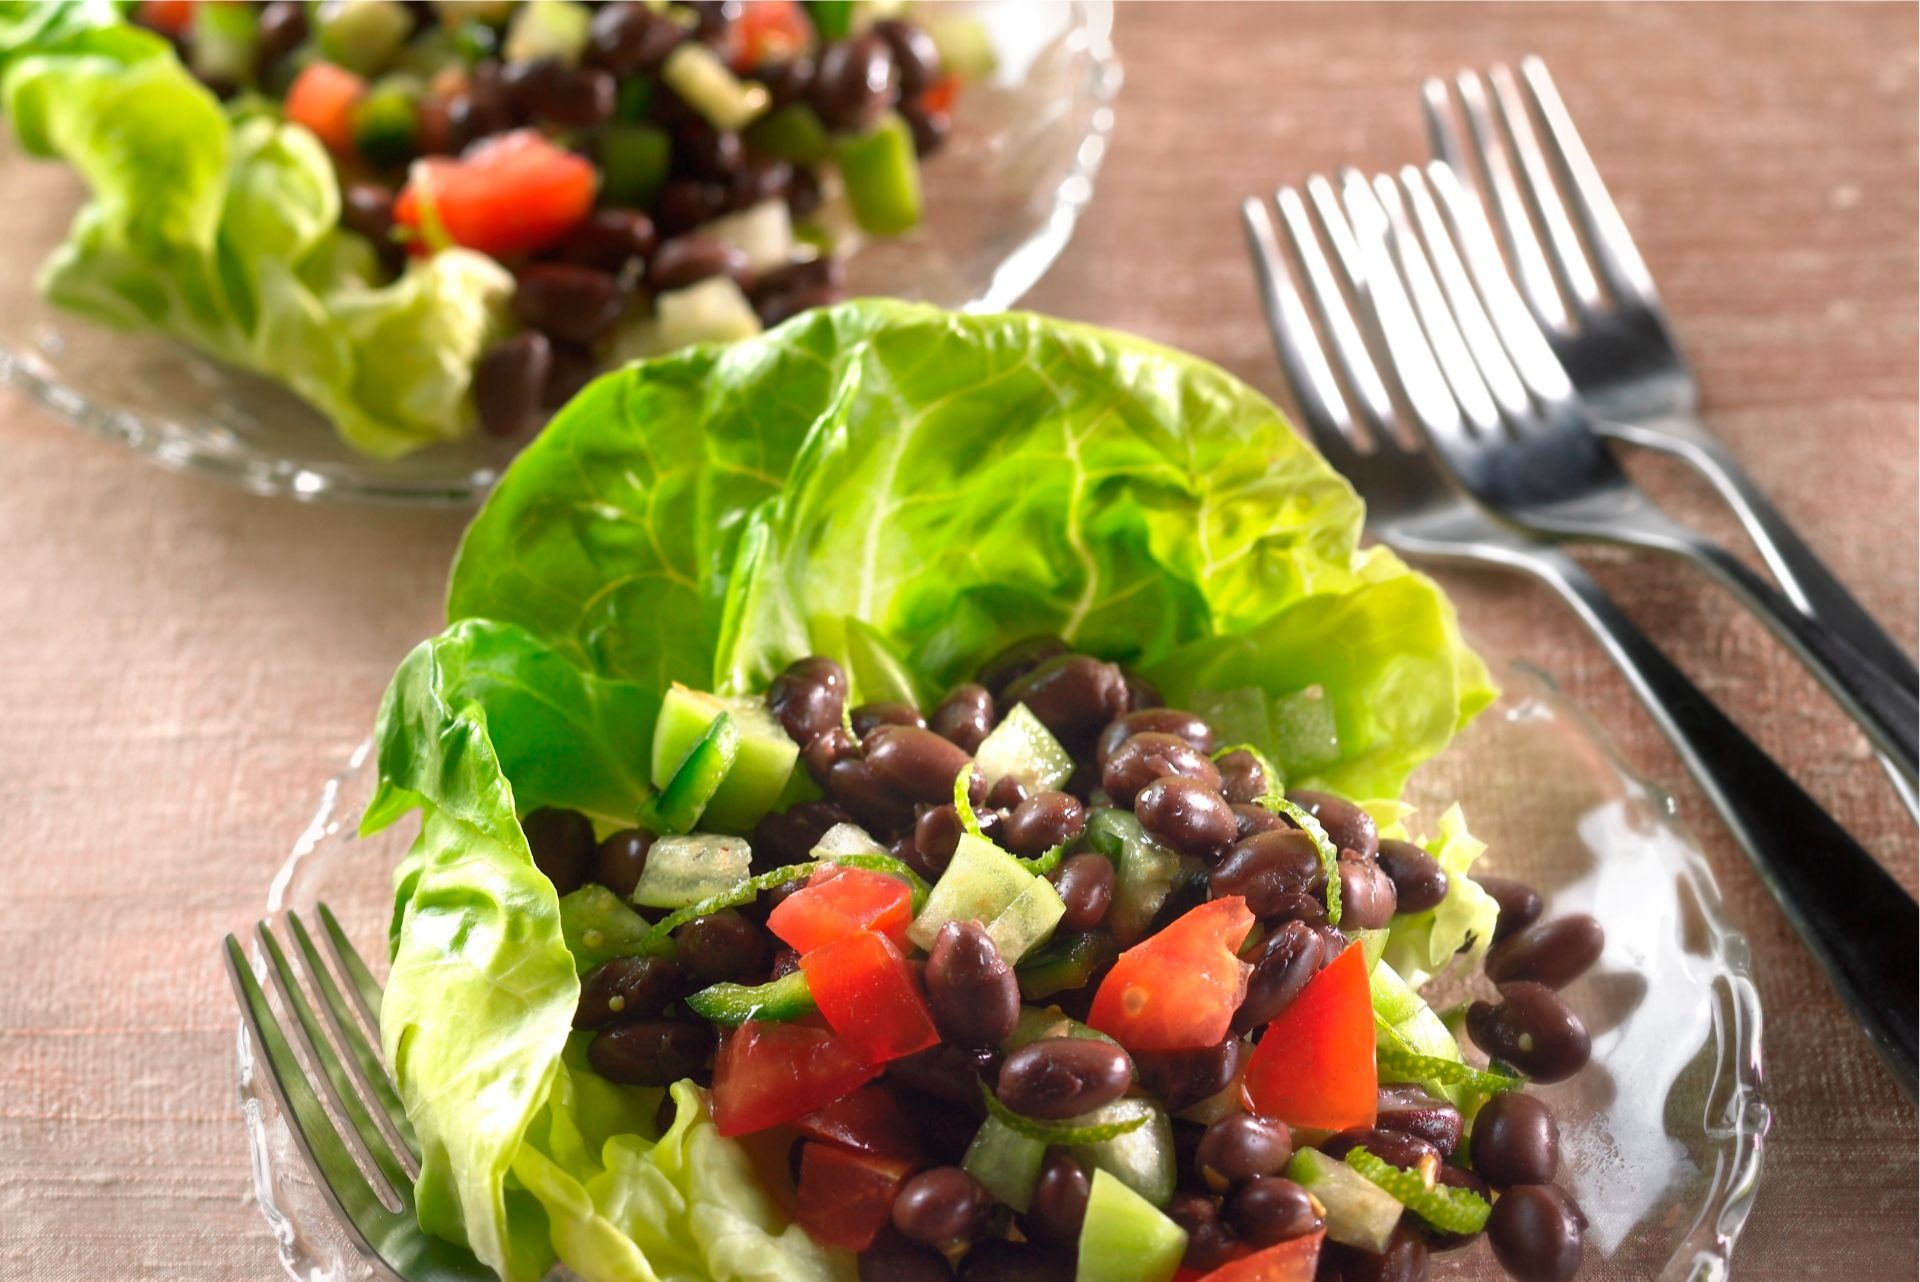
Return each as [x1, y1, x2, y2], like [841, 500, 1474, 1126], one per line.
[978, 1083, 1154, 1146]
[1345, 1148, 1492, 1235]
[1375, 1043, 1522, 1096]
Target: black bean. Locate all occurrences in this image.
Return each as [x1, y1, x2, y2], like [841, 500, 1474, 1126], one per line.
[648, 233, 749, 291]
[1049, 852, 1115, 932]
[873, 18, 942, 96]
[587, 2, 684, 75]
[753, 800, 850, 869]
[1375, 839, 1449, 914]
[1231, 803, 1288, 840]
[521, 807, 594, 894]
[925, 921, 1020, 1050]
[684, 0, 739, 47]
[957, 1239, 1073, 1282]
[474, 332, 552, 438]
[556, 208, 658, 273]
[1477, 875, 1545, 945]
[587, 1018, 714, 1086]
[1094, 707, 1216, 766]
[503, 58, 614, 127]
[827, 758, 918, 836]
[340, 181, 397, 246]
[575, 955, 689, 1028]
[1488, 1185, 1584, 1282]
[465, 61, 515, 133]
[1168, 1192, 1240, 1272]
[1133, 1037, 1245, 1113]
[996, 1037, 1133, 1120]
[1003, 792, 1087, 857]
[803, 726, 859, 787]
[984, 777, 1031, 813]
[860, 1232, 951, 1282]
[1470, 1091, 1559, 1187]
[751, 256, 847, 303]
[1323, 1126, 1439, 1172]
[898, 96, 951, 157]
[892, 1166, 989, 1248]
[1195, 1114, 1293, 1192]
[1337, 854, 1398, 930]
[1136, 776, 1238, 859]
[756, 280, 842, 328]
[811, 32, 896, 131]
[766, 660, 846, 746]
[674, 909, 769, 985]
[1025, 1149, 1091, 1246]
[1285, 790, 1378, 861]
[1102, 732, 1222, 808]
[930, 683, 995, 753]
[1374, 1084, 1462, 1157]
[1232, 920, 1326, 1033]
[591, 828, 653, 899]
[1466, 983, 1591, 1083]
[886, 1042, 997, 1109]
[672, 118, 744, 184]
[1224, 1175, 1323, 1247]
[541, 343, 598, 411]
[977, 636, 1071, 698]
[653, 177, 730, 236]
[759, 57, 816, 109]
[514, 264, 626, 346]
[254, 1, 308, 76]
[1213, 749, 1268, 805]
[1323, 1223, 1429, 1282]
[1002, 655, 1130, 754]
[852, 700, 928, 738]
[867, 725, 981, 805]
[909, 804, 966, 878]
[1211, 830, 1326, 922]
[784, 163, 823, 220]
[1486, 915, 1605, 990]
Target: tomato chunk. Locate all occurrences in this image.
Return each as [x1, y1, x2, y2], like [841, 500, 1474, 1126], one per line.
[136, 0, 197, 35]
[917, 75, 960, 117]
[711, 1020, 881, 1137]
[793, 1142, 915, 1252]
[1088, 897, 1255, 1051]
[395, 129, 597, 258]
[1243, 944, 1376, 1132]
[285, 62, 368, 156]
[729, 0, 813, 70]
[1193, 1231, 1324, 1281]
[792, 1084, 925, 1164]
[800, 930, 941, 1065]
[768, 865, 913, 954]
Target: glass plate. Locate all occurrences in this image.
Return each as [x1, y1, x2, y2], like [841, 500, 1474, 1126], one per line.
[233, 661, 1767, 1281]
[0, 1, 1118, 505]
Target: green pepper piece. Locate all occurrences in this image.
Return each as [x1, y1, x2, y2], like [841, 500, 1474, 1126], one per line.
[601, 123, 673, 208]
[639, 711, 740, 835]
[685, 969, 816, 1026]
[746, 103, 831, 164]
[834, 111, 921, 237]
[1015, 930, 1119, 1002]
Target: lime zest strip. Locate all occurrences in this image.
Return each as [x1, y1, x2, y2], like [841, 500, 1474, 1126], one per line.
[1375, 1042, 1523, 1095]
[954, 764, 1067, 874]
[1210, 741, 1342, 926]
[1345, 1147, 1491, 1235]
[978, 1082, 1153, 1145]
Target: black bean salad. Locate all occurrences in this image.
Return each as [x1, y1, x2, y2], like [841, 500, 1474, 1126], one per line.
[517, 636, 1606, 1282]
[138, 0, 980, 437]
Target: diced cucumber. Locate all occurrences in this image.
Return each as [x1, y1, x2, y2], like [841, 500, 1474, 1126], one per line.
[317, 0, 413, 76]
[1016, 930, 1118, 1002]
[1072, 1101, 1175, 1209]
[926, 13, 997, 81]
[353, 78, 422, 168]
[1274, 684, 1340, 773]
[655, 276, 764, 348]
[1188, 687, 1273, 758]
[908, 834, 1060, 962]
[811, 822, 886, 859]
[988, 875, 1066, 964]
[192, 2, 260, 87]
[1005, 1005, 1117, 1051]
[834, 111, 921, 236]
[1085, 810, 1182, 945]
[432, 0, 516, 26]
[685, 969, 816, 1025]
[699, 199, 796, 277]
[641, 711, 740, 835]
[974, 703, 1073, 795]
[1348, 927, 1391, 973]
[601, 122, 673, 208]
[558, 885, 665, 974]
[962, 1114, 1047, 1213]
[1287, 1148, 1403, 1253]
[650, 685, 798, 833]
[746, 103, 832, 164]
[629, 833, 753, 910]
[1370, 957, 1457, 1059]
[502, 0, 592, 65]
[662, 42, 770, 131]
[1176, 1046, 1250, 1125]
[1075, 1168, 1187, 1282]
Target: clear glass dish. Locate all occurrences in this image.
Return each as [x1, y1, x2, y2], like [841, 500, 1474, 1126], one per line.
[234, 660, 1767, 1282]
[0, 1, 1119, 506]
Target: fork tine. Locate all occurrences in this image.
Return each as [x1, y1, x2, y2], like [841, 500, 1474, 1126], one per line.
[225, 936, 405, 1239]
[1453, 69, 1569, 334]
[318, 901, 384, 1028]
[1240, 195, 1362, 465]
[1422, 77, 1468, 180]
[1488, 62, 1603, 316]
[256, 922, 413, 1203]
[287, 911, 421, 1174]
[1285, 181, 1400, 443]
[1518, 55, 1660, 306]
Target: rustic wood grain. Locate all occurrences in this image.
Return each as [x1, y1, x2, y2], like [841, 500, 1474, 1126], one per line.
[1, 3, 1913, 1279]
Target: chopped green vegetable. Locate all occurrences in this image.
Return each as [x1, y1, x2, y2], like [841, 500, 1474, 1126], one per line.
[925, 12, 996, 80]
[1076, 1169, 1188, 1282]
[599, 122, 672, 207]
[639, 710, 740, 834]
[1085, 810, 1182, 945]
[191, 1, 259, 87]
[973, 703, 1074, 796]
[1016, 930, 1119, 1001]
[1345, 1148, 1491, 1235]
[1287, 1147, 1403, 1253]
[953, 763, 987, 838]
[1004, 1005, 1117, 1051]
[629, 833, 753, 910]
[962, 1113, 1048, 1213]
[502, 0, 591, 65]
[982, 1082, 1154, 1146]
[834, 111, 921, 236]
[746, 102, 831, 164]
[804, 0, 856, 40]
[909, 832, 1061, 961]
[1375, 1043, 1522, 1096]
[654, 276, 764, 348]
[559, 884, 670, 973]
[649, 686, 798, 833]
[1073, 1100, 1176, 1208]
[1270, 795, 1341, 925]
[317, 0, 413, 75]
[662, 41, 769, 131]
[684, 970, 817, 1026]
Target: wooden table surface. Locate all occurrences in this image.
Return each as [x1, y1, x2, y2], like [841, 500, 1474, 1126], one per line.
[2, 4, 1914, 1279]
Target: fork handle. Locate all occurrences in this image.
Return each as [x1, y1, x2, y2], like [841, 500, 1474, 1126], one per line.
[1529, 546, 1918, 1099]
[1600, 417, 1919, 688]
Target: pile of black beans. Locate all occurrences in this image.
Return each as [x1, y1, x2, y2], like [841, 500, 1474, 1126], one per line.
[518, 635, 1607, 1282]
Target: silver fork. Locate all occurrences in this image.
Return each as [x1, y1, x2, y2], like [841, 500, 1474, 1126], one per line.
[1426, 58, 1920, 810]
[224, 906, 491, 1282]
[1241, 180, 1918, 1097]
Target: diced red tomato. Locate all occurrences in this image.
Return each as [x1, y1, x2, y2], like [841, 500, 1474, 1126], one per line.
[792, 1142, 916, 1252]
[285, 62, 368, 156]
[1193, 1232, 1324, 1282]
[1088, 897, 1255, 1052]
[729, 0, 813, 71]
[800, 931, 941, 1065]
[916, 75, 960, 118]
[394, 129, 597, 258]
[1243, 944, 1377, 1132]
[136, 0, 198, 35]
[792, 1085, 925, 1165]
[711, 1020, 882, 1137]
[768, 865, 913, 954]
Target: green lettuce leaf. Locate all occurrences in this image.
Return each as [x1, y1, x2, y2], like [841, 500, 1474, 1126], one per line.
[1381, 803, 1498, 989]
[3, 28, 511, 457]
